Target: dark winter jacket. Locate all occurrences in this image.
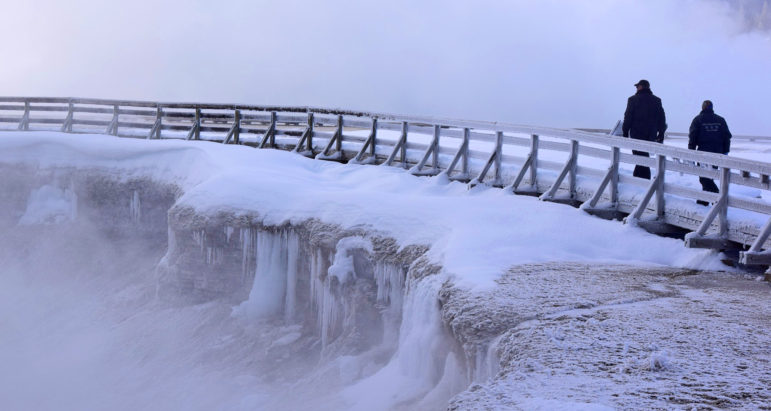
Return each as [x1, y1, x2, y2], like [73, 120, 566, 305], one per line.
[688, 108, 731, 154]
[622, 89, 667, 142]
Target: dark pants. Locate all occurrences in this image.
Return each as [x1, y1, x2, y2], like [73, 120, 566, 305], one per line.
[697, 165, 719, 205]
[632, 150, 651, 180]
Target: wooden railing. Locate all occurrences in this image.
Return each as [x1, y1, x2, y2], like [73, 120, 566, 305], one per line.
[1, 96, 770, 268]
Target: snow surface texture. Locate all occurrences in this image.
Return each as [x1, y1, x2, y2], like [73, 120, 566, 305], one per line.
[445, 264, 771, 410]
[1, 131, 769, 410]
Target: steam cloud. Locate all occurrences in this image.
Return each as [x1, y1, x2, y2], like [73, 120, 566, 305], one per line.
[2, 0, 770, 134]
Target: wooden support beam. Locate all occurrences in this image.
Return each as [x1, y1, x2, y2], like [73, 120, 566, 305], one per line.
[738, 251, 771, 266]
[316, 115, 344, 161]
[109, 104, 119, 135]
[581, 146, 620, 213]
[747, 216, 771, 253]
[505, 134, 539, 194]
[683, 235, 731, 250]
[469, 131, 503, 187]
[350, 118, 378, 165]
[739, 216, 771, 265]
[384, 122, 408, 167]
[625, 154, 666, 225]
[684, 167, 731, 249]
[292, 112, 314, 156]
[540, 139, 579, 202]
[61, 101, 74, 133]
[411, 124, 440, 176]
[148, 106, 162, 139]
[258, 111, 277, 148]
[18, 102, 30, 131]
[186, 107, 201, 140]
[443, 128, 470, 181]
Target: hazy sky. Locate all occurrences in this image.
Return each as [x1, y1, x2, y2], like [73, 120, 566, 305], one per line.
[2, 0, 770, 134]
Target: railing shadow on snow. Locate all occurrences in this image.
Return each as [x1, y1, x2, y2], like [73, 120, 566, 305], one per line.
[1, 96, 770, 270]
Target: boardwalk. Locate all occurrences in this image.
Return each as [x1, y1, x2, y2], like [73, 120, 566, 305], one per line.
[1, 97, 770, 272]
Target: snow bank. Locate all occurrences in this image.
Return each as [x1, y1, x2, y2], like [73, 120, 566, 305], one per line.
[0, 131, 731, 289]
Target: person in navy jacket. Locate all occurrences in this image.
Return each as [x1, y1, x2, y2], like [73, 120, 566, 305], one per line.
[688, 100, 732, 203]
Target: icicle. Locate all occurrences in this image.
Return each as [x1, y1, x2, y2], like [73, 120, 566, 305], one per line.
[205, 246, 222, 265]
[240, 227, 254, 284]
[129, 190, 141, 223]
[472, 335, 501, 383]
[192, 229, 205, 254]
[284, 230, 299, 323]
[237, 229, 292, 318]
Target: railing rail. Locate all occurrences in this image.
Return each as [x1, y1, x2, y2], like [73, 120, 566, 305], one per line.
[1, 96, 770, 268]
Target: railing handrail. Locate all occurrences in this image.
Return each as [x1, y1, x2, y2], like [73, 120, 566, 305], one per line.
[2, 96, 769, 174]
[576, 127, 771, 142]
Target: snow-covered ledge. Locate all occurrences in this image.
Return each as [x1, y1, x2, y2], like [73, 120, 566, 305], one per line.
[1, 132, 769, 410]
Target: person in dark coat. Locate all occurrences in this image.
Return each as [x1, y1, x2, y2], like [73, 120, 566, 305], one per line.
[623, 79, 667, 179]
[688, 100, 732, 204]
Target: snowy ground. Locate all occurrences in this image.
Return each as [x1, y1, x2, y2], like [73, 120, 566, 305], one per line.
[0, 131, 769, 410]
[443, 264, 771, 410]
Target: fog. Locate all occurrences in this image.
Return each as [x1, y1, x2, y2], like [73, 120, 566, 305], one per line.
[0, 175, 461, 411]
[0, 221, 270, 410]
[2, 0, 769, 134]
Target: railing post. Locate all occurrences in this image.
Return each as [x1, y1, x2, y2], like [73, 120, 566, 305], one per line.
[718, 167, 730, 236]
[432, 125, 440, 172]
[67, 101, 74, 132]
[154, 106, 162, 139]
[336, 114, 343, 157]
[655, 154, 666, 219]
[494, 131, 503, 184]
[399, 120, 408, 168]
[610, 146, 619, 206]
[270, 111, 277, 147]
[569, 140, 579, 198]
[233, 109, 241, 144]
[111, 104, 119, 135]
[369, 117, 377, 160]
[461, 128, 470, 176]
[529, 134, 539, 189]
[306, 112, 314, 152]
[194, 107, 201, 140]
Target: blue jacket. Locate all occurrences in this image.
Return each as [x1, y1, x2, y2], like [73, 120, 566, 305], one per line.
[688, 108, 731, 154]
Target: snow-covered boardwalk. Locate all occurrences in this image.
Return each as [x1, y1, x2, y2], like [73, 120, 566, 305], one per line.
[2, 97, 770, 271]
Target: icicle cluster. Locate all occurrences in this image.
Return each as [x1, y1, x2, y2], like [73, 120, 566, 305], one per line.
[236, 229, 300, 319]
